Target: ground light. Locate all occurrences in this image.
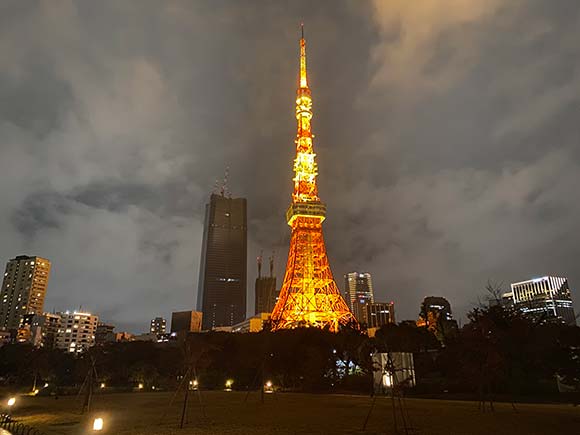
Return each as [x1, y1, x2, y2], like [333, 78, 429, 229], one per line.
[100, 383, 106, 389]
[264, 380, 274, 394]
[138, 383, 144, 390]
[225, 379, 233, 391]
[92, 417, 104, 431]
[7, 397, 16, 407]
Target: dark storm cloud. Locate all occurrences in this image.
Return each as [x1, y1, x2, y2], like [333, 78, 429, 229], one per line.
[1, 0, 579, 331]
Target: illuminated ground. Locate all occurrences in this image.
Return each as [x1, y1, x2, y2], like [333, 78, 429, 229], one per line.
[9, 391, 580, 434]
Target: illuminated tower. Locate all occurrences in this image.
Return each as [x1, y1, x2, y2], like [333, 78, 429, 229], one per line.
[270, 27, 357, 332]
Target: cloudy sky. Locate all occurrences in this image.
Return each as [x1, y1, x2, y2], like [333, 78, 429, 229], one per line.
[1, 1, 579, 332]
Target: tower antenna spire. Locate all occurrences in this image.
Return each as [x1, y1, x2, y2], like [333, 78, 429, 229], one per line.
[301, 22, 304, 39]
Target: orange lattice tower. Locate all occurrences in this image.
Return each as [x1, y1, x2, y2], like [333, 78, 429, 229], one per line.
[270, 26, 357, 332]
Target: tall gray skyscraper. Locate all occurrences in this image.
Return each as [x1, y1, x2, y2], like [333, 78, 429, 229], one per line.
[0, 255, 51, 330]
[197, 193, 247, 330]
[344, 272, 374, 325]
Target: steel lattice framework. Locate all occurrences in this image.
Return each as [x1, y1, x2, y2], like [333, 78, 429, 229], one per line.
[270, 28, 357, 332]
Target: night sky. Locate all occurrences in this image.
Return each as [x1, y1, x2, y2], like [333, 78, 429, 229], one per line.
[1, 1, 579, 332]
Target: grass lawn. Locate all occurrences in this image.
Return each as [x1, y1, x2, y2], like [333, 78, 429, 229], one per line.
[7, 391, 580, 434]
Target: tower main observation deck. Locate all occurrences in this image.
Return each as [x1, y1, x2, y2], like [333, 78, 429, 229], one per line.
[270, 28, 357, 332]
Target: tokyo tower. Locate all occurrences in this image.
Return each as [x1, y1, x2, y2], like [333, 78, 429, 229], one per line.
[270, 27, 357, 332]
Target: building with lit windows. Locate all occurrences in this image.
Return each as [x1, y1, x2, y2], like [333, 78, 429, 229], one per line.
[197, 193, 247, 330]
[510, 276, 576, 325]
[0, 255, 51, 331]
[417, 296, 458, 343]
[20, 312, 61, 348]
[55, 311, 98, 354]
[344, 272, 374, 325]
[149, 317, 167, 337]
[366, 302, 395, 328]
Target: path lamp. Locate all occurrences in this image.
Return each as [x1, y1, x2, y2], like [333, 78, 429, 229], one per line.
[264, 380, 274, 394]
[92, 417, 104, 431]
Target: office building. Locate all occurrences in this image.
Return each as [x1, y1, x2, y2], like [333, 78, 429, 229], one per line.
[150, 317, 167, 337]
[366, 302, 396, 328]
[171, 310, 203, 334]
[344, 272, 374, 325]
[510, 276, 576, 325]
[417, 296, 457, 342]
[254, 254, 277, 314]
[197, 192, 247, 330]
[55, 311, 98, 354]
[0, 255, 51, 330]
[232, 312, 271, 333]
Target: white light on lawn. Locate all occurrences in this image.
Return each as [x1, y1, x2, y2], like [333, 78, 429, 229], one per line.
[93, 417, 104, 431]
[7, 397, 16, 407]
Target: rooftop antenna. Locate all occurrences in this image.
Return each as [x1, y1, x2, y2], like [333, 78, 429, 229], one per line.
[257, 251, 263, 279]
[269, 252, 275, 278]
[301, 22, 304, 39]
[220, 167, 230, 197]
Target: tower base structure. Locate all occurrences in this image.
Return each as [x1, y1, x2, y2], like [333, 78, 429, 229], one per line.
[270, 214, 357, 332]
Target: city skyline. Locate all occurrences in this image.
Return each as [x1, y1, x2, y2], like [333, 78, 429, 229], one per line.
[1, 2, 580, 332]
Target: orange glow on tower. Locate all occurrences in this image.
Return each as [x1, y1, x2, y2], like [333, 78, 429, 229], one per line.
[270, 27, 357, 332]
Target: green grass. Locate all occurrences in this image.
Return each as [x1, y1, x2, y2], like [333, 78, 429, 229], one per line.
[8, 391, 580, 434]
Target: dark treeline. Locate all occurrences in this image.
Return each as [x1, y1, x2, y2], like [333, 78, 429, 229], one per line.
[1, 303, 579, 399]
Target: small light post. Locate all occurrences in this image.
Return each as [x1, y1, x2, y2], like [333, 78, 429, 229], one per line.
[225, 379, 233, 391]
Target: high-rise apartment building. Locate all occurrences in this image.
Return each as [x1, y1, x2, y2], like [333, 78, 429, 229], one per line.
[254, 254, 277, 315]
[344, 272, 374, 325]
[0, 255, 51, 330]
[55, 311, 98, 354]
[366, 302, 396, 328]
[197, 193, 247, 330]
[510, 276, 576, 325]
[150, 317, 167, 336]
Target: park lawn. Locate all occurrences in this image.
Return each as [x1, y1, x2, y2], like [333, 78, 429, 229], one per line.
[9, 391, 580, 435]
